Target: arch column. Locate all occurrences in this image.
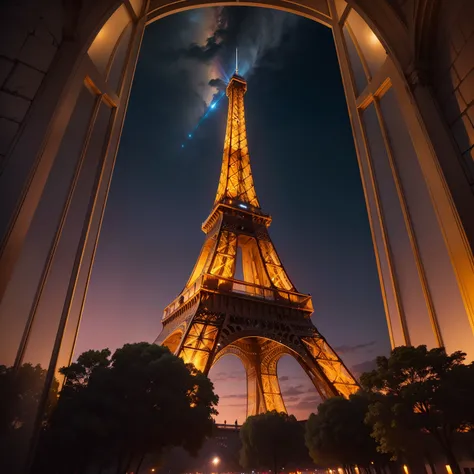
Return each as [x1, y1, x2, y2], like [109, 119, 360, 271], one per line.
[250, 338, 287, 415]
[329, 0, 474, 359]
[245, 358, 266, 417]
[0, 3, 147, 472]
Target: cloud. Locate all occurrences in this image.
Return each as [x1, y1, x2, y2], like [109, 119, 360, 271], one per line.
[284, 396, 302, 403]
[212, 371, 246, 382]
[180, 35, 224, 62]
[351, 359, 377, 377]
[291, 394, 322, 410]
[220, 393, 247, 399]
[209, 78, 227, 91]
[334, 340, 377, 354]
[281, 384, 305, 396]
[217, 7, 299, 77]
[279, 375, 290, 382]
[144, 6, 300, 128]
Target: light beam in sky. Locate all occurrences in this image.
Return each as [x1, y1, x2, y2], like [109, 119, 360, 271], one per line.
[181, 90, 226, 149]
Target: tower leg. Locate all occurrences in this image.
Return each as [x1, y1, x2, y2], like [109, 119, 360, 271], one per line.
[246, 362, 265, 417]
[298, 335, 359, 399]
[176, 313, 221, 372]
[244, 338, 287, 415]
[260, 361, 286, 413]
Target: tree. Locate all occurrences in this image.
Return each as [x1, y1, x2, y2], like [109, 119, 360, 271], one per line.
[239, 410, 308, 473]
[34, 342, 219, 474]
[305, 394, 387, 471]
[60, 348, 111, 390]
[0, 363, 58, 472]
[360, 345, 474, 474]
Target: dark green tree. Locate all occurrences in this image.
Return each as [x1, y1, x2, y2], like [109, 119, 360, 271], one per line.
[0, 363, 58, 471]
[305, 394, 387, 471]
[60, 348, 111, 390]
[360, 345, 474, 474]
[240, 410, 308, 474]
[1, 363, 47, 434]
[34, 342, 218, 474]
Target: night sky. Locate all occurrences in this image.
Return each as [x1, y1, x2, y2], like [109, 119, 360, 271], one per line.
[75, 7, 390, 422]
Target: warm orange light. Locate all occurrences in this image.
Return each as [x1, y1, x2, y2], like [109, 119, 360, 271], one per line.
[95, 28, 105, 41]
[403, 465, 409, 474]
[212, 457, 220, 466]
[367, 30, 379, 45]
[446, 466, 453, 474]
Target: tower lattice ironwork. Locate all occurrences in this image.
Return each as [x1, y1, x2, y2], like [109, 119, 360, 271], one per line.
[155, 71, 358, 416]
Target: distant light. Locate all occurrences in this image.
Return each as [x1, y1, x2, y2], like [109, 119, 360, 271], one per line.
[403, 465, 409, 474]
[210, 103, 216, 109]
[212, 457, 220, 466]
[188, 134, 192, 138]
[181, 144, 185, 148]
[239, 203, 248, 209]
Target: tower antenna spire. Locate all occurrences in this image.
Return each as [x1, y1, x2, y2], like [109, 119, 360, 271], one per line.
[235, 47, 239, 74]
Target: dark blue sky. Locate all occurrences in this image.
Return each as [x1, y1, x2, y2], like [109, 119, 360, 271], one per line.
[76, 7, 390, 421]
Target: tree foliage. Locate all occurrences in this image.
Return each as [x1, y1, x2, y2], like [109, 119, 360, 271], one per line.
[240, 410, 308, 473]
[34, 342, 218, 474]
[360, 345, 474, 474]
[0, 363, 56, 434]
[0, 363, 58, 471]
[305, 394, 387, 469]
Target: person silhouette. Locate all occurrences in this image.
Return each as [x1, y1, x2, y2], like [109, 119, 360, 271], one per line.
[224, 420, 227, 426]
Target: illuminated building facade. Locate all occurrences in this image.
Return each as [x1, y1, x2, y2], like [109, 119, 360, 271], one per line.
[155, 71, 358, 415]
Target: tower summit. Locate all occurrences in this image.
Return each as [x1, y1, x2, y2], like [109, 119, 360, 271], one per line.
[213, 57, 259, 214]
[155, 70, 358, 416]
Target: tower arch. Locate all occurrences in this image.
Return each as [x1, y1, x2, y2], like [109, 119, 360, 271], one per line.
[209, 350, 248, 423]
[210, 331, 358, 417]
[161, 328, 184, 353]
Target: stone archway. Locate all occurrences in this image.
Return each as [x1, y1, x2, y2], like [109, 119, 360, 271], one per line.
[1, 0, 474, 471]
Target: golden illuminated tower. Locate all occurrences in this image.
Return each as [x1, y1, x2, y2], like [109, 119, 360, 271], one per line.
[155, 70, 358, 416]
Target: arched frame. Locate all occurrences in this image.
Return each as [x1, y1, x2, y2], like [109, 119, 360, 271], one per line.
[1, 0, 474, 470]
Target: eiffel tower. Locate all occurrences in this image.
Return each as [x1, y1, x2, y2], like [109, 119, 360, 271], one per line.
[155, 64, 358, 416]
